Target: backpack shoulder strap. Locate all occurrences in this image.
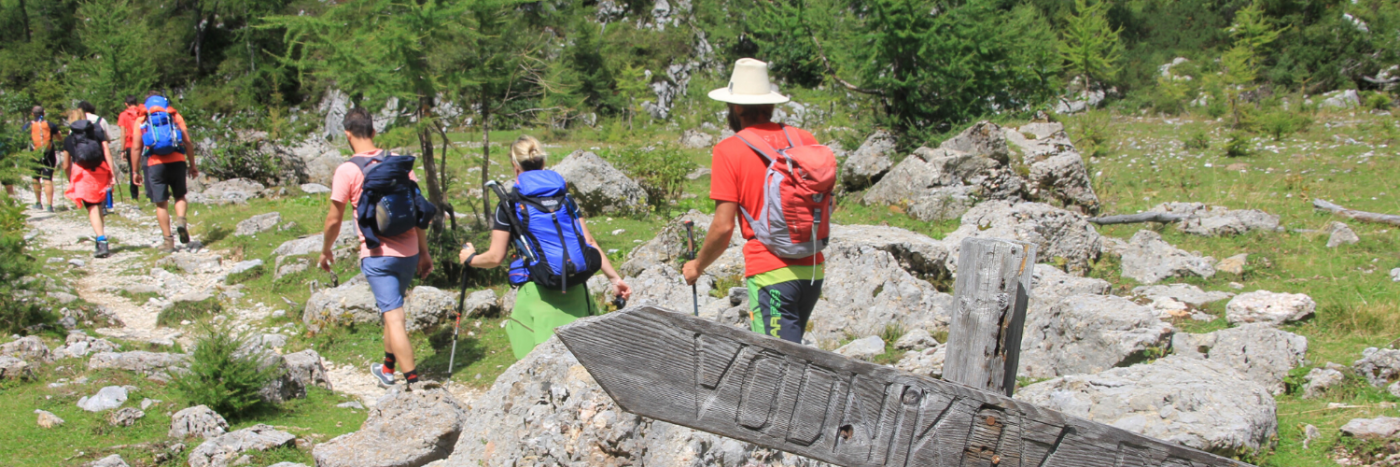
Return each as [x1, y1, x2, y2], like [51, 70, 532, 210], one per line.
[779, 124, 799, 149]
[735, 129, 781, 166]
[349, 151, 389, 173]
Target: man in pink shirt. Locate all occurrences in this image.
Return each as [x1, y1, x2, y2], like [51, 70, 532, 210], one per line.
[318, 107, 433, 387]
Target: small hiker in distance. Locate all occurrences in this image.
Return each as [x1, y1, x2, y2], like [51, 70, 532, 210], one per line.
[319, 107, 437, 388]
[459, 135, 632, 359]
[683, 58, 838, 344]
[22, 106, 62, 212]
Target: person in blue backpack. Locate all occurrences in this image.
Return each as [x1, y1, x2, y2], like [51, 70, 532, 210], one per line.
[131, 92, 198, 253]
[319, 107, 436, 388]
[458, 135, 631, 359]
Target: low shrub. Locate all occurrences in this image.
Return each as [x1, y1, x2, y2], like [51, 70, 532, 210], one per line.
[1065, 110, 1114, 158]
[173, 329, 283, 415]
[1364, 91, 1393, 111]
[1253, 109, 1312, 141]
[201, 140, 285, 186]
[601, 144, 696, 215]
[1182, 127, 1211, 151]
[0, 196, 49, 334]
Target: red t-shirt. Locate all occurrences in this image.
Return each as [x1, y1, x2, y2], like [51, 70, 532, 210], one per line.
[117, 107, 142, 149]
[710, 123, 825, 277]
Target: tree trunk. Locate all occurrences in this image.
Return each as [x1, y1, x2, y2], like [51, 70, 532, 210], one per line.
[416, 96, 446, 231]
[437, 123, 455, 231]
[17, 0, 30, 42]
[479, 98, 492, 227]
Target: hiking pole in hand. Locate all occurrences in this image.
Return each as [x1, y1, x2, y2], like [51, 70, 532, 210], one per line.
[448, 257, 469, 375]
[684, 221, 699, 316]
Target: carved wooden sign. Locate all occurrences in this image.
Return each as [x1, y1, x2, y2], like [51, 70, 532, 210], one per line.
[556, 306, 1253, 467]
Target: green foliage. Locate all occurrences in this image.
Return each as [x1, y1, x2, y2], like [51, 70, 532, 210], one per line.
[156, 297, 224, 327]
[1183, 127, 1211, 151]
[1224, 131, 1253, 157]
[1254, 108, 1312, 141]
[1058, 0, 1122, 88]
[1212, 1, 1283, 128]
[200, 141, 286, 185]
[0, 195, 46, 334]
[1065, 110, 1114, 158]
[1363, 92, 1393, 111]
[172, 329, 283, 416]
[66, 0, 158, 112]
[600, 144, 696, 215]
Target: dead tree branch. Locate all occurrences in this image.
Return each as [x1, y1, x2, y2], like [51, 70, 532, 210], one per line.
[1313, 199, 1400, 226]
[1089, 212, 1187, 225]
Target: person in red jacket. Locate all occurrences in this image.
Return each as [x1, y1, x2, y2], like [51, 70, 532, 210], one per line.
[116, 95, 143, 199]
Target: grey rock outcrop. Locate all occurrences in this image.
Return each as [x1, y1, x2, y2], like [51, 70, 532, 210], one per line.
[1017, 355, 1278, 457]
[260, 349, 333, 404]
[551, 150, 649, 216]
[404, 286, 456, 331]
[2, 335, 52, 363]
[1149, 202, 1281, 236]
[303, 276, 462, 332]
[429, 338, 824, 467]
[893, 328, 939, 351]
[841, 130, 898, 190]
[272, 227, 358, 258]
[462, 289, 499, 317]
[1030, 263, 1110, 298]
[1117, 230, 1215, 284]
[835, 336, 885, 361]
[77, 386, 129, 412]
[87, 351, 190, 377]
[1302, 367, 1346, 399]
[313, 386, 467, 467]
[1172, 324, 1308, 395]
[944, 201, 1103, 273]
[234, 212, 282, 237]
[1339, 416, 1400, 440]
[678, 129, 715, 149]
[197, 178, 266, 205]
[1320, 89, 1362, 109]
[106, 407, 144, 426]
[189, 424, 296, 467]
[156, 252, 222, 274]
[1004, 121, 1100, 213]
[1018, 295, 1173, 378]
[0, 356, 33, 380]
[1326, 221, 1360, 247]
[808, 238, 954, 348]
[84, 454, 129, 467]
[36, 409, 64, 428]
[894, 346, 946, 379]
[619, 210, 743, 277]
[53, 331, 121, 359]
[170, 405, 230, 439]
[941, 121, 1011, 162]
[1353, 347, 1400, 387]
[1225, 290, 1316, 326]
[827, 224, 949, 278]
[1131, 284, 1233, 307]
[626, 264, 717, 313]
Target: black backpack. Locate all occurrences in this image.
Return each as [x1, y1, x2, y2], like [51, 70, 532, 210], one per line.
[68, 119, 105, 170]
[349, 152, 437, 248]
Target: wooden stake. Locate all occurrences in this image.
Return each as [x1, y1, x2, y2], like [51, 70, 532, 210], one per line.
[943, 238, 1036, 397]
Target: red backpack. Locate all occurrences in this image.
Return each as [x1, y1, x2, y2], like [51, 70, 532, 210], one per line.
[734, 125, 838, 262]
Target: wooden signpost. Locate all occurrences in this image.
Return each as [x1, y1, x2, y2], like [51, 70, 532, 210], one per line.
[556, 235, 1255, 467]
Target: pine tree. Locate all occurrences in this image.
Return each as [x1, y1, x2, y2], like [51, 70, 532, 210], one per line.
[1217, 0, 1282, 128]
[1057, 0, 1122, 91]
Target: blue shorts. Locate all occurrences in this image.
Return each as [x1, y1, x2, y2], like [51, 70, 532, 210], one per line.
[361, 255, 418, 313]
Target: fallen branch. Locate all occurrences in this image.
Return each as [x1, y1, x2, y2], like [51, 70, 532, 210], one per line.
[1313, 199, 1400, 226]
[1089, 212, 1186, 225]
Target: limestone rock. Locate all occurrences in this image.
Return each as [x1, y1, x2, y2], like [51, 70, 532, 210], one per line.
[275, 256, 309, 280]
[53, 331, 121, 359]
[1339, 417, 1400, 440]
[835, 336, 885, 361]
[226, 259, 263, 278]
[87, 351, 190, 377]
[199, 178, 266, 205]
[0, 356, 33, 380]
[893, 328, 939, 351]
[1131, 284, 1233, 307]
[1326, 221, 1360, 248]
[1302, 367, 1346, 399]
[304, 276, 460, 332]
[1018, 295, 1173, 378]
[106, 407, 144, 426]
[1320, 89, 1362, 109]
[944, 201, 1102, 273]
[1172, 324, 1308, 395]
[463, 289, 499, 317]
[1216, 253, 1247, 275]
[1225, 290, 1316, 326]
[862, 145, 994, 221]
[404, 286, 456, 332]
[940, 121, 1010, 162]
[551, 150, 649, 216]
[84, 454, 129, 467]
[1028, 152, 1098, 213]
[1353, 347, 1400, 387]
[1017, 355, 1277, 457]
[827, 224, 950, 278]
[156, 252, 222, 274]
[841, 130, 898, 190]
[904, 186, 977, 221]
[189, 424, 296, 467]
[808, 238, 954, 348]
[1149, 202, 1280, 236]
[2, 335, 52, 363]
[1391, 267, 1400, 282]
[300, 183, 331, 194]
[1390, 381, 1400, 398]
[678, 129, 715, 149]
[313, 386, 467, 467]
[894, 346, 946, 379]
[272, 228, 358, 258]
[620, 210, 743, 277]
[1118, 230, 1215, 284]
[234, 212, 282, 237]
[626, 264, 716, 313]
[36, 409, 64, 428]
[170, 405, 229, 439]
[1031, 264, 1110, 298]
[77, 386, 128, 412]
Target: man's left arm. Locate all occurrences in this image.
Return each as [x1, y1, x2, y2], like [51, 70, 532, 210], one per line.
[177, 114, 197, 178]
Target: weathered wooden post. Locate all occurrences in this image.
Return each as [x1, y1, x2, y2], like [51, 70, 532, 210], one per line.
[943, 237, 1037, 397]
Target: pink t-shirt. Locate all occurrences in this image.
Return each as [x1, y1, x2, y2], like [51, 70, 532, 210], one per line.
[330, 150, 421, 259]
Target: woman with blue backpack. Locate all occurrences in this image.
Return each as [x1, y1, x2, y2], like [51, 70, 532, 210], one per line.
[459, 135, 632, 359]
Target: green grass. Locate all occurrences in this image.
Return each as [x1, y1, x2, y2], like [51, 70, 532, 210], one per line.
[155, 297, 223, 327]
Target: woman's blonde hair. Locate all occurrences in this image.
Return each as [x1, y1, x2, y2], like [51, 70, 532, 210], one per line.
[66, 108, 85, 124]
[510, 135, 547, 171]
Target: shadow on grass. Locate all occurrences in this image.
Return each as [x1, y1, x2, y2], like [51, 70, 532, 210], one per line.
[418, 326, 489, 380]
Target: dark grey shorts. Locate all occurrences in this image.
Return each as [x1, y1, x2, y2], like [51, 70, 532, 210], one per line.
[144, 161, 187, 204]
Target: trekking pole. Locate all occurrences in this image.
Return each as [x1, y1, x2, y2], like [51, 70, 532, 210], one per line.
[448, 259, 469, 375]
[684, 221, 699, 316]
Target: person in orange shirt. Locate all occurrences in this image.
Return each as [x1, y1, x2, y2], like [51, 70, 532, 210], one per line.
[116, 95, 143, 199]
[131, 91, 198, 253]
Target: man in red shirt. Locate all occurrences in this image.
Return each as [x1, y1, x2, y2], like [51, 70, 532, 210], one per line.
[116, 95, 142, 199]
[683, 59, 824, 344]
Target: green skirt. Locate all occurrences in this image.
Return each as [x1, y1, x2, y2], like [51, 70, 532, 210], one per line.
[506, 282, 593, 359]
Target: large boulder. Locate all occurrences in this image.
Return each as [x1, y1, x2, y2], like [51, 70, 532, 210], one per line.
[260, 349, 333, 404]
[619, 210, 743, 277]
[551, 150, 649, 216]
[840, 130, 898, 190]
[1017, 355, 1278, 457]
[189, 424, 296, 467]
[1117, 230, 1216, 284]
[272, 227, 359, 258]
[313, 386, 467, 467]
[834, 335, 886, 361]
[940, 120, 1011, 162]
[678, 129, 715, 149]
[169, 405, 229, 439]
[1225, 290, 1316, 326]
[827, 224, 949, 279]
[943, 201, 1103, 273]
[1030, 263, 1110, 298]
[1353, 347, 1400, 388]
[303, 276, 460, 332]
[0, 356, 33, 380]
[1149, 202, 1280, 237]
[53, 331, 121, 359]
[77, 386, 129, 412]
[234, 212, 282, 237]
[1, 335, 52, 363]
[1340, 417, 1400, 440]
[1172, 324, 1308, 395]
[626, 264, 717, 313]
[428, 338, 823, 467]
[1018, 295, 1173, 378]
[1004, 121, 1100, 213]
[862, 146, 994, 221]
[808, 238, 954, 348]
[196, 178, 267, 205]
[87, 351, 190, 378]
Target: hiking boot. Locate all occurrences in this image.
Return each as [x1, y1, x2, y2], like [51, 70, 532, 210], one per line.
[175, 217, 190, 244]
[45, 205, 53, 213]
[94, 241, 111, 259]
[159, 236, 176, 253]
[31, 202, 42, 210]
[370, 363, 396, 386]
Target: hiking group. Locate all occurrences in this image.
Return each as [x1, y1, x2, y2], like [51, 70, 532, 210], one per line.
[12, 93, 197, 258]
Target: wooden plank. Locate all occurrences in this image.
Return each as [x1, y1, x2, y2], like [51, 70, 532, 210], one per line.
[944, 237, 1036, 397]
[556, 306, 1254, 467]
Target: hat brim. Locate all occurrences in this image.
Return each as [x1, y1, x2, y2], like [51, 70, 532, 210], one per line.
[708, 88, 791, 105]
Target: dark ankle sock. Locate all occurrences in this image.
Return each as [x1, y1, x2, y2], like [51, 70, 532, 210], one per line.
[383, 353, 396, 372]
[403, 369, 419, 383]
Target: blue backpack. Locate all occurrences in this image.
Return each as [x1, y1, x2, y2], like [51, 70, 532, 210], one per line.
[141, 95, 184, 156]
[499, 170, 602, 292]
[350, 152, 437, 248]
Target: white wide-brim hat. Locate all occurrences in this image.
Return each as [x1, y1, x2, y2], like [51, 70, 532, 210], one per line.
[708, 58, 791, 105]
